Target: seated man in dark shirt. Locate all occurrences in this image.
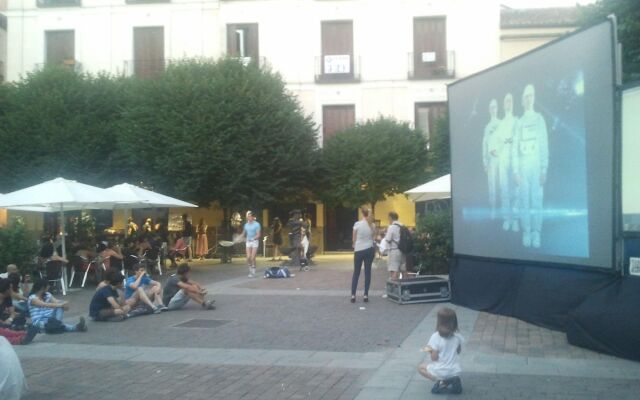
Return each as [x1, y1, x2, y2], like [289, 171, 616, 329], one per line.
[89, 272, 130, 322]
[163, 264, 215, 311]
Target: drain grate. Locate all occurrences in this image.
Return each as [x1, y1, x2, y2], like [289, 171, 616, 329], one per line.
[173, 319, 232, 329]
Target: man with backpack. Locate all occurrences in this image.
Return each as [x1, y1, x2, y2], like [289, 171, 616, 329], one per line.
[384, 211, 412, 280]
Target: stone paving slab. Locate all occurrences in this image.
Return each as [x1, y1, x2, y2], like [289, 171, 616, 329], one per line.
[20, 358, 372, 400]
[30, 293, 433, 353]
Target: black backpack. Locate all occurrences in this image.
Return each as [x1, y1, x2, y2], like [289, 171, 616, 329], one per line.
[394, 223, 414, 254]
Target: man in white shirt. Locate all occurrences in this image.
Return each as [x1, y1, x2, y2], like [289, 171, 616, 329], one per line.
[384, 212, 405, 280]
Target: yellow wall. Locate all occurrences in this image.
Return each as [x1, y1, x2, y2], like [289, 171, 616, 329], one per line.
[6, 210, 44, 232]
[372, 194, 416, 228]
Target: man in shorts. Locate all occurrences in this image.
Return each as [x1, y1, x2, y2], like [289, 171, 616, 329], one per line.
[163, 264, 215, 311]
[384, 211, 405, 280]
[242, 211, 261, 278]
[89, 272, 131, 322]
[124, 264, 167, 313]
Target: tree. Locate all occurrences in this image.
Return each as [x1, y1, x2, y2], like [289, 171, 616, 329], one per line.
[0, 67, 127, 192]
[320, 117, 429, 213]
[578, 0, 640, 82]
[117, 58, 319, 210]
[0, 218, 38, 275]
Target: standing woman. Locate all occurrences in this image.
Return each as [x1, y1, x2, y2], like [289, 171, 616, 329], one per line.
[270, 217, 283, 261]
[351, 208, 376, 303]
[243, 211, 261, 278]
[195, 219, 209, 260]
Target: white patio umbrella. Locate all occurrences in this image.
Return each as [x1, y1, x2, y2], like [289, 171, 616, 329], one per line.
[405, 174, 451, 202]
[104, 183, 197, 209]
[0, 178, 134, 294]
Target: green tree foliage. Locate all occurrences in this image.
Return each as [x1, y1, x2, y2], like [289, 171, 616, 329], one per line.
[0, 67, 127, 191]
[578, 0, 640, 82]
[117, 58, 319, 208]
[0, 219, 38, 275]
[321, 117, 428, 211]
[426, 115, 450, 179]
[414, 209, 453, 275]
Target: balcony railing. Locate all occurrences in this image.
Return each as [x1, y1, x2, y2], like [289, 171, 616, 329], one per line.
[408, 50, 455, 80]
[123, 59, 167, 78]
[37, 0, 81, 7]
[231, 56, 268, 68]
[315, 55, 360, 84]
[34, 60, 83, 73]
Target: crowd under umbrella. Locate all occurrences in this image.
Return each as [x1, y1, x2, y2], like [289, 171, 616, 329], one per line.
[0, 178, 199, 294]
[405, 174, 451, 202]
[0, 178, 148, 294]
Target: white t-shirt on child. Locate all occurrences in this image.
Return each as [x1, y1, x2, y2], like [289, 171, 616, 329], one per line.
[426, 331, 463, 380]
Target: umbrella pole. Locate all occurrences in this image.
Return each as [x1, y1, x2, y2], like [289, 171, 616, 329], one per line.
[59, 205, 68, 296]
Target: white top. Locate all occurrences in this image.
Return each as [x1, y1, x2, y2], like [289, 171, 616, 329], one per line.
[384, 222, 402, 250]
[426, 331, 463, 379]
[353, 219, 374, 252]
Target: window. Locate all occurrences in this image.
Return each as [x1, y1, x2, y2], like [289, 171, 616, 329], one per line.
[317, 21, 358, 82]
[227, 23, 259, 65]
[133, 27, 165, 77]
[415, 103, 447, 147]
[322, 105, 355, 145]
[45, 30, 75, 67]
[411, 17, 454, 79]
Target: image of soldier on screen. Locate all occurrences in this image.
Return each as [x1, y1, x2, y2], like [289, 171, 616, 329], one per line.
[512, 84, 549, 249]
[482, 99, 502, 220]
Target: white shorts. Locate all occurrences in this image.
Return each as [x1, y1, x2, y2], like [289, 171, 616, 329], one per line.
[387, 249, 406, 272]
[426, 362, 461, 380]
[246, 240, 259, 249]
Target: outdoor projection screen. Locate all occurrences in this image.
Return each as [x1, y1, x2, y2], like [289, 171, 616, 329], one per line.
[622, 84, 640, 232]
[449, 20, 616, 269]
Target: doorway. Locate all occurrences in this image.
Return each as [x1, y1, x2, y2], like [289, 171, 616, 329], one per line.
[325, 206, 357, 251]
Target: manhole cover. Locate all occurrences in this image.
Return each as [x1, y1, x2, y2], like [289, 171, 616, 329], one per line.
[173, 319, 232, 329]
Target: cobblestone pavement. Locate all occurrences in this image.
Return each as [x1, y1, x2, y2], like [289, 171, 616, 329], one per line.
[13, 255, 640, 400]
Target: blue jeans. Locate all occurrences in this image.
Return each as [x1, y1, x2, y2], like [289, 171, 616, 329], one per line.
[352, 247, 375, 296]
[34, 307, 77, 332]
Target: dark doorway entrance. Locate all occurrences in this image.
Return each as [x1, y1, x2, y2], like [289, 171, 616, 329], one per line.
[325, 206, 357, 251]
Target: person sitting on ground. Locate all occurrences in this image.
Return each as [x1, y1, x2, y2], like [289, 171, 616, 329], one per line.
[168, 232, 188, 268]
[28, 279, 86, 334]
[163, 264, 215, 311]
[7, 273, 29, 316]
[0, 336, 27, 400]
[124, 264, 167, 313]
[0, 280, 38, 345]
[89, 271, 131, 322]
[418, 308, 463, 395]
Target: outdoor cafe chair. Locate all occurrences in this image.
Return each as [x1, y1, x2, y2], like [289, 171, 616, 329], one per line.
[43, 260, 66, 295]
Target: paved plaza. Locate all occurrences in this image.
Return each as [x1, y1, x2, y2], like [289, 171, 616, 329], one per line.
[14, 255, 640, 399]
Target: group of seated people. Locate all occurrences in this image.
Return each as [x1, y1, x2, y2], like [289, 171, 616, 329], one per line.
[0, 261, 215, 346]
[1, 264, 86, 346]
[90, 262, 215, 322]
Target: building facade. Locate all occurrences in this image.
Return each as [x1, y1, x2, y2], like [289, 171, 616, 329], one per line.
[2, 0, 505, 251]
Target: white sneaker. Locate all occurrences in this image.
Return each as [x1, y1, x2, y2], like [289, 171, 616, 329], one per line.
[532, 231, 541, 248]
[522, 232, 531, 247]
